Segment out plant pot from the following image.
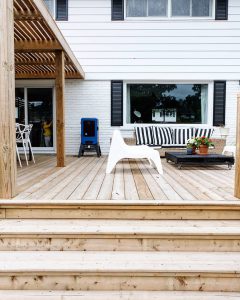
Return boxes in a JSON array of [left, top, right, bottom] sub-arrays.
[[199, 144, 209, 155], [192, 146, 197, 155], [187, 148, 193, 155]]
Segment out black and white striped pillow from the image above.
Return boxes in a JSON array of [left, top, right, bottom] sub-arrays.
[[173, 128, 195, 146], [195, 128, 214, 138], [135, 127, 154, 145], [152, 127, 173, 146]]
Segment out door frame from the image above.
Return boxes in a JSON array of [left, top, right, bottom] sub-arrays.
[[15, 80, 56, 153]]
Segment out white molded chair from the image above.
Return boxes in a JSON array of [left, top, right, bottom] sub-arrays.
[[222, 145, 236, 157], [16, 123, 35, 166], [106, 130, 163, 174]]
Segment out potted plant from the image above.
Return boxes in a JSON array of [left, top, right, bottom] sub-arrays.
[[186, 138, 198, 155], [195, 136, 214, 155]]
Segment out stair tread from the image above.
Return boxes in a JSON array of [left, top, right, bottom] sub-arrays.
[[1, 219, 240, 235], [0, 291, 240, 299], [1, 199, 240, 206], [0, 251, 240, 273]]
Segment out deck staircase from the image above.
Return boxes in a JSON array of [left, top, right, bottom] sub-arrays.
[[0, 200, 240, 299]]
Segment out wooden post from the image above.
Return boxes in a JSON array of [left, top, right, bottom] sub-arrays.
[[234, 94, 240, 198], [55, 50, 65, 167], [0, 0, 17, 198]]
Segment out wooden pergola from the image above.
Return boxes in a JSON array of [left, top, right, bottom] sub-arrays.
[[0, 0, 84, 198]]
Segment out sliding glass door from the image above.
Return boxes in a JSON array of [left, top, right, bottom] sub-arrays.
[[15, 87, 54, 150]]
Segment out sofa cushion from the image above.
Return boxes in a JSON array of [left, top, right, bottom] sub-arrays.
[[152, 126, 173, 146], [195, 128, 214, 138], [135, 126, 154, 145], [172, 128, 195, 146]]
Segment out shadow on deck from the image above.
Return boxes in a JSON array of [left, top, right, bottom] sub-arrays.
[[15, 155, 236, 201]]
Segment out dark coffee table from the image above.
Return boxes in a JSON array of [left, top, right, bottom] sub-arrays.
[[165, 152, 234, 170]]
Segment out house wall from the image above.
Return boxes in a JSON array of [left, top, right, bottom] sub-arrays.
[[58, 0, 240, 81], [65, 80, 239, 155], [57, 0, 240, 154]]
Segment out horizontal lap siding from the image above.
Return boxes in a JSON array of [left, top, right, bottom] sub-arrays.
[[56, 0, 240, 80]]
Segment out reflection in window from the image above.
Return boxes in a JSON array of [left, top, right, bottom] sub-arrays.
[[126, 0, 212, 18], [28, 88, 53, 148], [172, 0, 212, 17], [127, 0, 168, 17], [127, 84, 208, 124], [44, 0, 55, 16], [172, 0, 190, 16], [15, 88, 25, 124]]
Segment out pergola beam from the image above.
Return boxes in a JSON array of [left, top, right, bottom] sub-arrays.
[[16, 61, 72, 66], [15, 72, 82, 79], [32, 0, 84, 79], [15, 41, 62, 52], [0, 0, 17, 199]]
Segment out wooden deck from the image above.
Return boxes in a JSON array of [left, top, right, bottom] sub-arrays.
[[15, 155, 236, 201]]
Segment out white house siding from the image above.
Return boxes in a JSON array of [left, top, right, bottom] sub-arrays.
[[56, 0, 240, 154], [64, 79, 240, 155], [225, 81, 240, 146], [65, 80, 112, 155], [58, 0, 240, 81]]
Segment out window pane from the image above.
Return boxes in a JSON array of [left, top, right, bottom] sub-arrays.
[[27, 88, 53, 148], [192, 0, 212, 16], [127, 0, 147, 17], [15, 88, 25, 124], [172, 0, 190, 16], [127, 84, 208, 124], [43, 0, 54, 16], [148, 0, 168, 16]]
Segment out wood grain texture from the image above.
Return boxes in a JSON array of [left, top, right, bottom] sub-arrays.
[[234, 95, 240, 199], [0, 252, 239, 291], [0, 0, 17, 199], [55, 50, 65, 168], [0, 291, 240, 300], [12, 155, 237, 201]]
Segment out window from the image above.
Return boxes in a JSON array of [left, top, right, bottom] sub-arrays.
[[127, 0, 168, 17], [126, 84, 208, 124], [15, 87, 54, 149], [126, 0, 213, 18], [172, 0, 212, 17], [43, 0, 68, 21]]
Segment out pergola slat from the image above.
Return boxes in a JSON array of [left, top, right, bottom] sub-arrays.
[[14, 0, 84, 79]]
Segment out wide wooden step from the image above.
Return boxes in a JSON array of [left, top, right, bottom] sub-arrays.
[[1, 219, 240, 251], [0, 251, 240, 291], [1, 200, 240, 220], [1, 291, 240, 300]]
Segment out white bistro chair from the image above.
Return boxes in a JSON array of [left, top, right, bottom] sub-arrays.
[[16, 123, 35, 166], [106, 130, 163, 175], [222, 145, 236, 157]]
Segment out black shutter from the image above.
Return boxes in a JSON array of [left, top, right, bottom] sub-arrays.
[[111, 81, 123, 126], [213, 81, 226, 126], [56, 0, 68, 21], [112, 0, 124, 21], [215, 0, 228, 20]]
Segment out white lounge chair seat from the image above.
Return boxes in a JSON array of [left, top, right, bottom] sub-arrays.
[[222, 145, 236, 157], [106, 130, 163, 175]]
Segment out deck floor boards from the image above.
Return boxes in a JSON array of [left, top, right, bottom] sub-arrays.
[[15, 155, 236, 201]]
